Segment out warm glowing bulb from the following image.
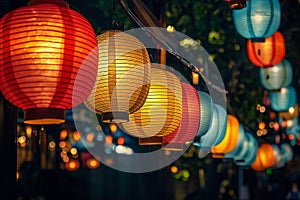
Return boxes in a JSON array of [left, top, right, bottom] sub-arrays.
[[48, 141, 56, 150], [110, 124, 118, 134], [25, 126, 32, 138], [86, 133, 95, 142], [72, 131, 81, 141], [117, 137, 125, 145], [289, 107, 295, 114], [18, 136, 26, 144], [167, 25, 175, 32], [191, 71, 199, 85], [170, 166, 178, 174], [105, 135, 113, 145], [70, 148, 77, 155], [258, 121, 266, 130], [60, 129, 68, 140]]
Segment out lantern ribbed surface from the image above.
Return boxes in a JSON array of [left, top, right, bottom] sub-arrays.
[[196, 91, 213, 137], [0, 1, 98, 124], [84, 30, 151, 123], [281, 143, 293, 163], [121, 67, 182, 139], [225, 124, 245, 159], [251, 143, 275, 171], [194, 104, 227, 153], [163, 82, 200, 148], [211, 114, 239, 154], [269, 86, 297, 112], [233, 0, 281, 41], [235, 132, 258, 166], [271, 144, 283, 168], [247, 31, 285, 67], [259, 59, 293, 90]]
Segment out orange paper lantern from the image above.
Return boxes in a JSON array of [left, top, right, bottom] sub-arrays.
[[0, 0, 98, 124], [247, 31, 285, 67], [251, 143, 275, 171], [211, 114, 239, 155]]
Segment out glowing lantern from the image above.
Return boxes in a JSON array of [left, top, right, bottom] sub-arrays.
[[250, 143, 275, 171], [225, 0, 248, 9], [120, 66, 182, 145], [259, 59, 293, 90], [247, 31, 285, 67], [196, 91, 213, 137], [194, 104, 227, 158], [269, 86, 297, 112], [280, 143, 293, 163], [232, 0, 281, 41], [211, 114, 239, 156], [162, 82, 200, 151], [84, 30, 151, 123], [272, 144, 283, 168], [224, 124, 246, 159], [0, 0, 98, 124]]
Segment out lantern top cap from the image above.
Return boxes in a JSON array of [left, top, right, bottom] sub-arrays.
[[28, 0, 69, 8]]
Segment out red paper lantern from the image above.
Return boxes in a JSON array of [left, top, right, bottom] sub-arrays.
[[0, 0, 98, 124], [162, 82, 200, 150], [247, 31, 285, 67]]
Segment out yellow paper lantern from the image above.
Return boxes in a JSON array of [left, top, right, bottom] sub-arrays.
[[84, 30, 151, 123], [211, 114, 239, 155], [120, 66, 182, 145]]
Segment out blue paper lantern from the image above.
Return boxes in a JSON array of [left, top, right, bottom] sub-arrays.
[[194, 104, 227, 158], [259, 59, 293, 90], [196, 91, 213, 137], [269, 86, 297, 111], [232, 0, 281, 41], [236, 132, 258, 166]]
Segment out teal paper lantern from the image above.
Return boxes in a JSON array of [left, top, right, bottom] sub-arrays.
[[280, 143, 293, 164], [196, 91, 213, 137], [194, 104, 227, 158], [236, 132, 258, 166], [232, 0, 281, 41], [269, 86, 297, 111], [259, 59, 293, 90], [272, 144, 284, 168]]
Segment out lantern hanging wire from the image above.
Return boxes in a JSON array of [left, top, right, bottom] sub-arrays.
[[118, 0, 228, 95]]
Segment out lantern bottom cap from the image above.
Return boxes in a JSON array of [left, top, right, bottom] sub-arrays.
[[101, 112, 129, 123], [24, 108, 66, 125], [139, 136, 163, 145], [162, 143, 184, 151]]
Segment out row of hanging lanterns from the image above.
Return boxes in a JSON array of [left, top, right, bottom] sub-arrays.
[[228, 0, 297, 171], [0, 0, 296, 173]]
